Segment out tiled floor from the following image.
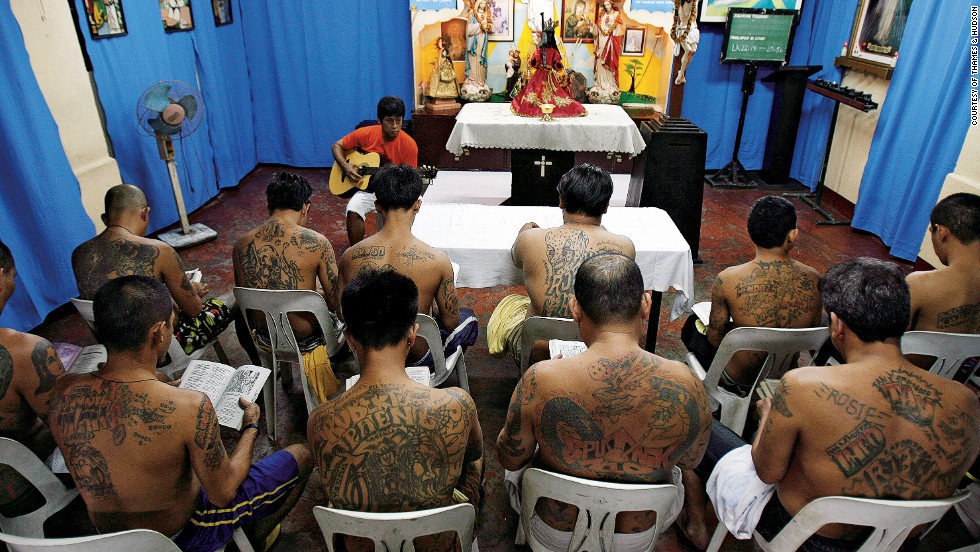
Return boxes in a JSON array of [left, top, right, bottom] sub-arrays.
[[35, 165, 970, 551]]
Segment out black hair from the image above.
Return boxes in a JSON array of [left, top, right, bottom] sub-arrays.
[[374, 165, 423, 211], [94, 275, 174, 352], [557, 164, 613, 218], [574, 253, 644, 325], [266, 171, 313, 214], [819, 257, 910, 343], [0, 240, 13, 272], [931, 192, 980, 244], [342, 268, 419, 350], [747, 196, 797, 249], [377, 96, 406, 121], [104, 184, 147, 220]]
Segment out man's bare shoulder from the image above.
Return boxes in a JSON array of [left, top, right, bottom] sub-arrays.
[[0, 327, 41, 355], [395, 239, 451, 269]]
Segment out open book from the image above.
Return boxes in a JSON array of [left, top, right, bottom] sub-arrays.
[[345, 366, 431, 390], [185, 269, 203, 283], [54, 342, 106, 374], [548, 339, 587, 359], [179, 360, 270, 430], [756, 378, 781, 400]]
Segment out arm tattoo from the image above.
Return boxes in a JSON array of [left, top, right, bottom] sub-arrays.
[[194, 396, 226, 470], [770, 379, 793, 418], [440, 278, 460, 320], [31, 341, 61, 396], [500, 371, 536, 459], [0, 346, 13, 399]]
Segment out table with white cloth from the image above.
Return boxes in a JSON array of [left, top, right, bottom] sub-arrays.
[[446, 104, 646, 206], [413, 203, 695, 352]]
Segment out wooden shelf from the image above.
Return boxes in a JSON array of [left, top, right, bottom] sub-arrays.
[[834, 56, 893, 80]]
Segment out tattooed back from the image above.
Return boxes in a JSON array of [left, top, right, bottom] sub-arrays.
[[514, 225, 635, 318], [758, 361, 980, 539], [906, 266, 980, 334], [48, 374, 207, 537], [501, 347, 711, 533], [0, 329, 65, 506]]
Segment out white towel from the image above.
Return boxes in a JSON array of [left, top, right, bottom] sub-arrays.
[[706, 444, 776, 539]]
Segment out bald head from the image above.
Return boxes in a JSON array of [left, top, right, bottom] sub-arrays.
[[104, 184, 148, 222]]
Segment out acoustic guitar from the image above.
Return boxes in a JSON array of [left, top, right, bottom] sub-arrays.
[[329, 151, 438, 196]]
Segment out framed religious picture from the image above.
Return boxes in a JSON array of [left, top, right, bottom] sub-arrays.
[[211, 0, 232, 26], [161, 0, 194, 32], [561, 0, 596, 43], [441, 18, 468, 61], [488, 0, 514, 42], [847, 0, 911, 67], [85, 0, 128, 39], [622, 26, 645, 55], [700, 0, 804, 23]]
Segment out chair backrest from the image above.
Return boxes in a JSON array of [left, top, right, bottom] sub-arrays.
[[313, 503, 475, 552], [520, 468, 677, 552], [415, 313, 460, 388], [0, 439, 80, 538], [693, 326, 829, 436], [520, 316, 581, 375], [70, 298, 201, 378], [755, 494, 970, 552], [0, 528, 180, 551], [900, 331, 980, 380]]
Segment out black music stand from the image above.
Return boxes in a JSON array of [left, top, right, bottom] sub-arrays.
[[707, 62, 758, 188]]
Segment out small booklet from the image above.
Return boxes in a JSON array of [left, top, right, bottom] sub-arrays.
[[755, 378, 781, 400], [692, 302, 712, 326], [548, 339, 587, 359], [185, 269, 203, 284], [178, 360, 270, 430], [53, 342, 106, 374], [345, 366, 431, 390]]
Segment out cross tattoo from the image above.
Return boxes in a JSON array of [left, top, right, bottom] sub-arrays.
[[533, 155, 553, 178]]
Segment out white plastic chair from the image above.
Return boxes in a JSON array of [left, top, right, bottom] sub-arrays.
[[900, 331, 980, 380], [69, 298, 228, 378], [520, 468, 678, 552], [0, 438, 79, 538], [313, 503, 475, 552], [707, 493, 970, 552], [687, 326, 829, 437], [415, 313, 470, 392], [233, 288, 345, 439], [520, 316, 581, 375], [0, 527, 251, 552]]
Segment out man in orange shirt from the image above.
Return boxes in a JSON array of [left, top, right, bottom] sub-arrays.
[[332, 96, 419, 246]]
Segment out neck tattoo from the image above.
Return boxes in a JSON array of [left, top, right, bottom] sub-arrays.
[[92, 372, 157, 384]]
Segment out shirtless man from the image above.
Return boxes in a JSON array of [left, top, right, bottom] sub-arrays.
[[332, 96, 418, 246], [72, 184, 232, 355], [0, 240, 66, 518], [338, 164, 475, 365], [488, 164, 635, 366], [682, 258, 980, 550], [907, 192, 979, 334], [49, 276, 312, 552], [233, 171, 341, 344], [682, 195, 822, 395], [307, 269, 483, 551], [497, 254, 711, 551]]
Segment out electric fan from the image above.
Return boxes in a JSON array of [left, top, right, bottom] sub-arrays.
[[136, 80, 216, 248]]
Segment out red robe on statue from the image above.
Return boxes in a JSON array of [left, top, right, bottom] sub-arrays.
[[510, 47, 587, 118]]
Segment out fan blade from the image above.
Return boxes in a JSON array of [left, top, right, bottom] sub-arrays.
[[148, 116, 181, 136], [176, 95, 198, 121], [144, 85, 172, 112]]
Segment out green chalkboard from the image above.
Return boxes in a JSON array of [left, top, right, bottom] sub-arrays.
[[721, 9, 797, 64]]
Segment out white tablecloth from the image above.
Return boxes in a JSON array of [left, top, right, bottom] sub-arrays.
[[413, 204, 694, 319], [445, 103, 646, 157]]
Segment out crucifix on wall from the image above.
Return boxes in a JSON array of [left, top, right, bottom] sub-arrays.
[[534, 155, 553, 178]]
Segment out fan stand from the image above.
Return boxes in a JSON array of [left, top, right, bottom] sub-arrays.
[[154, 134, 217, 249]]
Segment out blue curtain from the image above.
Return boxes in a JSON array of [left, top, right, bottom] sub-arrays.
[[0, 2, 96, 331], [680, 0, 850, 183], [73, 0, 255, 233], [851, 0, 971, 262], [240, 2, 415, 166]]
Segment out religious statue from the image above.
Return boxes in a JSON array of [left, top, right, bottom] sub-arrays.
[[587, 0, 625, 104], [511, 20, 587, 118], [671, 0, 700, 85], [461, 0, 493, 102], [425, 39, 462, 114], [505, 49, 523, 97]]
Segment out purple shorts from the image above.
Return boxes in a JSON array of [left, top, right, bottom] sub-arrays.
[[172, 450, 299, 552]]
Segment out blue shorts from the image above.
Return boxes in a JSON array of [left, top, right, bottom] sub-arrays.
[[173, 450, 299, 552]]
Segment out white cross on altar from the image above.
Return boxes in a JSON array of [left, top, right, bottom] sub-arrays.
[[533, 155, 552, 178]]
